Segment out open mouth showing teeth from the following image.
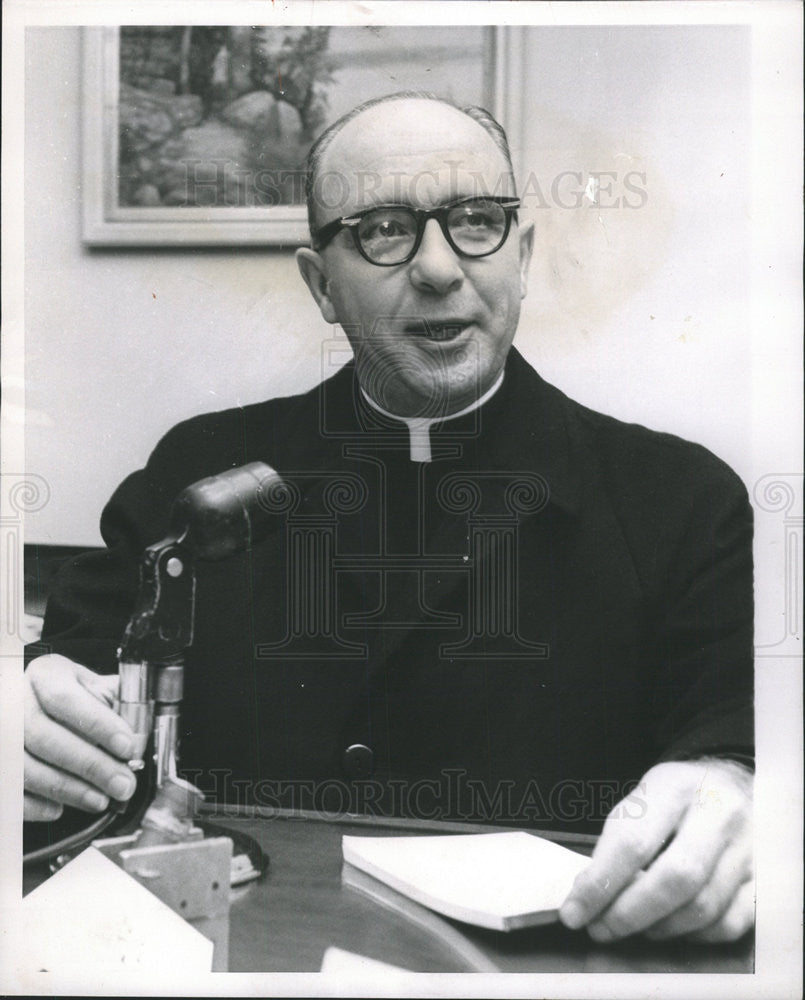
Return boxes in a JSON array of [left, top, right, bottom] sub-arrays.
[[405, 321, 468, 341]]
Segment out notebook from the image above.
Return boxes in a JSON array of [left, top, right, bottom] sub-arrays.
[[342, 830, 591, 932]]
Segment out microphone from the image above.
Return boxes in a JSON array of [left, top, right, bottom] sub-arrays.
[[118, 461, 284, 776], [170, 461, 284, 560]]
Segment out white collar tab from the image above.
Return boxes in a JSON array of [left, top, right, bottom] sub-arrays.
[[360, 371, 505, 463]]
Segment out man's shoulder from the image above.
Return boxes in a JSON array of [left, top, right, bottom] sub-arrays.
[[568, 401, 749, 537], [511, 351, 748, 508], [155, 382, 312, 443], [570, 394, 742, 490], [146, 364, 351, 480]]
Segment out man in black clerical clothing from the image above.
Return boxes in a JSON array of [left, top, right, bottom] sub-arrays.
[[24, 94, 754, 945]]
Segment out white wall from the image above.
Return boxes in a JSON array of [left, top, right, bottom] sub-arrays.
[[515, 26, 752, 469], [24, 25, 755, 545]]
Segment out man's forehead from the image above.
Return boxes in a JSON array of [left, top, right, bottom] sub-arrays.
[[335, 100, 486, 148], [316, 99, 512, 210]]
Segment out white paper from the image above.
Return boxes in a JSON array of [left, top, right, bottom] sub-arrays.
[[320, 946, 413, 977], [10, 847, 213, 978], [342, 831, 590, 931]]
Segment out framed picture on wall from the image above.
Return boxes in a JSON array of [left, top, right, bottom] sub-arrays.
[[81, 25, 525, 247]]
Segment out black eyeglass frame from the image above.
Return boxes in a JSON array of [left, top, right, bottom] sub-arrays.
[[310, 196, 521, 266]]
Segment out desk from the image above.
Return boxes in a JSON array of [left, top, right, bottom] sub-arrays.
[[195, 807, 753, 974]]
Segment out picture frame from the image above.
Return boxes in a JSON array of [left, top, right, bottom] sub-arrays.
[[81, 25, 526, 247]]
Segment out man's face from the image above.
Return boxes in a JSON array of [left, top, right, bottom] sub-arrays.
[[297, 100, 534, 418]]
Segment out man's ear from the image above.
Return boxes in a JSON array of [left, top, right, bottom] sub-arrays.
[[517, 221, 535, 299], [296, 248, 338, 324]]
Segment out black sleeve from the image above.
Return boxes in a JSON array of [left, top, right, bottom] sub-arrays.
[[651, 459, 754, 768], [26, 470, 172, 672]]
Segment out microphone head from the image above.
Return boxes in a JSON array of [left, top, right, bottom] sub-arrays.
[[169, 462, 284, 560]]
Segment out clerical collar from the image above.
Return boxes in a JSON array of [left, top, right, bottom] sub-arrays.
[[360, 371, 505, 462]]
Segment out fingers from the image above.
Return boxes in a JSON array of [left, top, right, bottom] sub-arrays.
[[25, 705, 138, 806], [24, 655, 138, 815], [585, 775, 750, 940], [559, 775, 684, 930], [686, 878, 756, 943], [643, 840, 753, 940], [24, 792, 64, 822], [27, 656, 131, 758], [77, 667, 120, 709], [559, 760, 754, 943], [24, 750, 113, 813]]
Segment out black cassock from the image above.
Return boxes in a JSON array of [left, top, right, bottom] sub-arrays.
[[29, 348, 753, 832]]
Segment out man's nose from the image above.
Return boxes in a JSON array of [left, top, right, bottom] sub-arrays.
[[408, 219, 464, 294]]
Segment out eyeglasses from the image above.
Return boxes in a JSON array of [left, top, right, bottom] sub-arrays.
[[310, 196, 521, 266]]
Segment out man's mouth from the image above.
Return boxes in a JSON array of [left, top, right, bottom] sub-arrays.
[[403, 320, 470, 342]]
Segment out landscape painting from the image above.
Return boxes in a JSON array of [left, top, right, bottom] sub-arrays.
[[83, 25, 506, 245]]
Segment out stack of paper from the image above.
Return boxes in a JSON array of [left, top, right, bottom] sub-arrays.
[[342, 831, 591, 932]]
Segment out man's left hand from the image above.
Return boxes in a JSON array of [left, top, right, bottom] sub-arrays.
[[559, 758, 754, 942]]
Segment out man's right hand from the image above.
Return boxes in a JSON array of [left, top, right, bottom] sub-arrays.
[[24, 654, 138, 821]]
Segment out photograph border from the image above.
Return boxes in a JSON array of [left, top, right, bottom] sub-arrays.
[[2, 2, 802, 998]]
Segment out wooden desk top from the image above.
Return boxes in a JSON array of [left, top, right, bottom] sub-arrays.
[[200, 807, 753, 974]]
